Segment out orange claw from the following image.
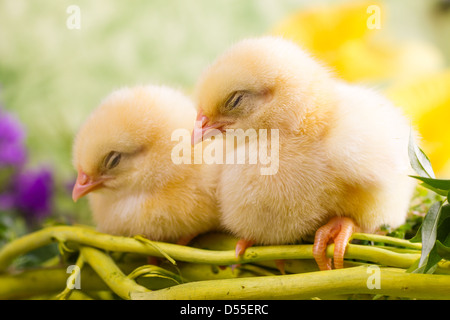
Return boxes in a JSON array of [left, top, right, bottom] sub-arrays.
[[235, 239, 255, 257], [275, 259, 286, 275], [176, 234, 197, 246], [147, 256, 159, 266], [313, 216, 358, 271]]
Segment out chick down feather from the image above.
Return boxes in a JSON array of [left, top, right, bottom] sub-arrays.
[[194, 36, 416, 245], [73, 85, 220, 243]]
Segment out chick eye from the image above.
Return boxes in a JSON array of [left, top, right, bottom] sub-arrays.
[[104, 151, 122, 170], [227, 92, 244, 110]]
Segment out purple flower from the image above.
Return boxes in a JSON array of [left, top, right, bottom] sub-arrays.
[[0, 110, 27, 168], [13, 168, 54, 221], [0, 192, 15, 210]]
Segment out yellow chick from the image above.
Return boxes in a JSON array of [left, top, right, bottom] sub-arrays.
[[72, 85, 220, 244], [192, 37, 415, 270]]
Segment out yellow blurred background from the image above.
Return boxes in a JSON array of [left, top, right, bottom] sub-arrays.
[[0, 0, 449, 200], [271, 0, 450, 178]]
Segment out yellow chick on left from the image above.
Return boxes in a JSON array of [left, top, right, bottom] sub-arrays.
[[72, 85, 220, 244]]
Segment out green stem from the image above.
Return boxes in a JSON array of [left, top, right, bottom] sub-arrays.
[[255, 259, 365, 274], [372, 246, 421, 254], [127, 264, 186, 285], [0, 261, 253, 299], [79, 246, 150, 300], [238, 264, 277, 276], [63, 290, 95, 300], [131, 266, 450, 300], [437, 261, 450, 275], [344, 244, 418, 268], [56, 253, 84, 300], [0, 265, 109, 299], [0, 226, 420, 272], [351, 233, 422, 250], [166, 262, 259, 282]]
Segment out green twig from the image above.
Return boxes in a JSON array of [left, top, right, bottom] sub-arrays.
[[0, 225, 448, 300], [0, 265, 110, 299], [0, 226, 421, 272], [0, 261, 245, 299], [133, 235, 176, 265], [79, 246, 150, 300], [55, 253, 84, 300], [131, 266, 450, 300], [351, 233, 422, 250], [127, 264, 185, 285]]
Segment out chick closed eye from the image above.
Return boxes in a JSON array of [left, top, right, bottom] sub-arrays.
[[103, 151, 122, 170], [221, 90, 269, 119], [72, 85, 220, 245], [225, 91, 246, 110], [194, 36, 415, 272]]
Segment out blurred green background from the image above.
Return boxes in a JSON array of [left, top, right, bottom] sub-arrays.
[[0, 0, 449, 225]]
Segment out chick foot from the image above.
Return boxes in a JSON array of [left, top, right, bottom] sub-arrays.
[[275, 259, 286, 275], [224, 239, 254, 272], [312, 216, 358, 271], [147, 256, 160, 266], [235, 239, 255, 257], [176, 234, 197, 246]]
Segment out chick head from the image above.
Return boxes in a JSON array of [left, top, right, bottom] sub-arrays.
[[192, 36, 332, 144], [72, 85, 196, 202]]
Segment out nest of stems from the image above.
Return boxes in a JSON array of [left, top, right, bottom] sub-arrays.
[[0, 225, 449, 300]]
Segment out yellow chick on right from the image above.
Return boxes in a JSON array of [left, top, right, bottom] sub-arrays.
[[192, 37, 416, 270]]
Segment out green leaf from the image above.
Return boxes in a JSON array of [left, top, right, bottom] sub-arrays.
[[435, 211, 450, 260], [423, 247, 441, 274], [409, 251, 439, 274], [436, 240, 450, 260], [410, 204, 450, 273], [408, 130, 435, 179], [436, 204, 450, 245], [409, 226, 422, 243], [417, 201, 442, 268], [438, 204, 450, 228], [420, 183, 449, 197], [406, 257, 420, 272], [410, 176, 450, 192]]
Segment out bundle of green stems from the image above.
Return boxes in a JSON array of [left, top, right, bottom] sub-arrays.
[[0, 225, 449, 300]]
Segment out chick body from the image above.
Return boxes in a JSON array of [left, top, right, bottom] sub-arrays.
[[194, 37, 415, 247], [218, 81, 414, 245], [73, 85, 219, 242]]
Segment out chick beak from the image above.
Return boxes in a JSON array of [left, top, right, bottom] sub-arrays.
[[72, 171, 106, 202], [191, 109, 226, 145]]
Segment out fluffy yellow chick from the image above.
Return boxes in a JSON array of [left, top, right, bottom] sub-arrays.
[[192, 36, 415, 270], [72, 85, 220, 244]]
